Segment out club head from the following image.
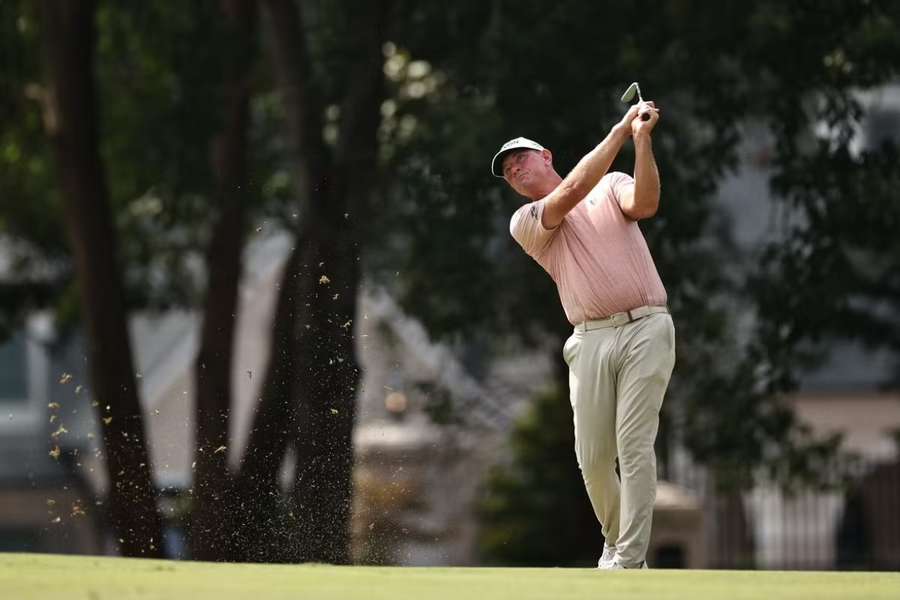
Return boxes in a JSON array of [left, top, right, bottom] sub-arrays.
[[620, 82, 640, 104]]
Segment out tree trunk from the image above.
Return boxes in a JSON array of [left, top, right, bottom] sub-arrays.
[[290, 0, 389, 564], [260, 0, 390, 563], [231, 242, 303, 562], [228, 0, 329, 562], [289, 232, 361, 563], [40, 0, 163, 557], [259, 0, 324, 198], [190, 0, 258, 561]]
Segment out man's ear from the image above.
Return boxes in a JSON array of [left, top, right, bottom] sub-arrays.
[[542, 148, 553, 166]]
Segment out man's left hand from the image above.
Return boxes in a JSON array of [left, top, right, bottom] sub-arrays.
[[631, 101, 660, 137]]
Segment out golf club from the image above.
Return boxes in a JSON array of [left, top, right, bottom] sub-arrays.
[[620, 81, 651, 121]]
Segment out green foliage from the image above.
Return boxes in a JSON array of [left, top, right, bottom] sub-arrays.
[[478, 385, 601, 566], [1, 0, 898, 504], [684, 1, 900, 482], [374, 0, 750, 347], [93, 1, 254, 309], [375, 0, 900, 489], [0, 1, 68, 338], [0, 1, 283, 327]]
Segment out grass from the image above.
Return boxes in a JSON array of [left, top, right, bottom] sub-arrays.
[[1, 552, 898, 600]]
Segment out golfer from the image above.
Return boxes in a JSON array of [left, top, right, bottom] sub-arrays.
[[492, 100, 674, 569]]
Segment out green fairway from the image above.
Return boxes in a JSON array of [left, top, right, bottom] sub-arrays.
[[1, 553, 898, 600]]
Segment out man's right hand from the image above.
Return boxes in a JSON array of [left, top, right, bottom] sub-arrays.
[[616, 104, 642, 136]]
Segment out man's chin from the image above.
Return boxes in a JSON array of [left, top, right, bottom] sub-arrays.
[[521, 186, 541, 200], [509, 181, 538, 200]]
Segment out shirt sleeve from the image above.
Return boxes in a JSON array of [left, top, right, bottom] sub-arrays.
[[509, 200, 558, 258], [606, 171, 636, 211]]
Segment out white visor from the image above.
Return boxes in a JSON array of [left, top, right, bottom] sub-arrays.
[[491, 137, 545, 178]]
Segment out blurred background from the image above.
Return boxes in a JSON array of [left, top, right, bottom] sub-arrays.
[[1, 0, 899, 570]]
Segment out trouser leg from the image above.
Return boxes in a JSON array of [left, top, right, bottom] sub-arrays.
[[613, 314, 676, 567], [565, 329, 620, 545]]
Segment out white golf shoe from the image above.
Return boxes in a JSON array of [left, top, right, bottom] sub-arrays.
[[597, 544, 617, 569], [608, 559, 648, 570]]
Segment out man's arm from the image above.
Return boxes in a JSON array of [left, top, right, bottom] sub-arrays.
[[541, 105, 639, 229], [619, 103, 661, 220]]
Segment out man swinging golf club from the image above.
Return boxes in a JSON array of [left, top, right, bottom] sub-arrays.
[[492, 85, 674, 570]]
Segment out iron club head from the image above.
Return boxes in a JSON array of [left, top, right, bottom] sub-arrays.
[[621, 82, 650, 121], [620, 81, 643, 104]]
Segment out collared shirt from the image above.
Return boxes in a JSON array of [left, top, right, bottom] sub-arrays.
[[509, 171, 667, 325]]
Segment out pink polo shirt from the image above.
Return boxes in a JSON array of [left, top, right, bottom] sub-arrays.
[[509, 171, 667, 325]]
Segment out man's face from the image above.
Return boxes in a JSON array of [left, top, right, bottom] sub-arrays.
[[502, 149, 550, 199]]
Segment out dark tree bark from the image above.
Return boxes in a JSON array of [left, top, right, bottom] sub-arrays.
[[231, 242, 303, 562], [290, 1, 389, 564], [40, 0, 163, 557], [260, 0, 325, 194], [190, 0, 258, 561], [258, 0, 390, 563]]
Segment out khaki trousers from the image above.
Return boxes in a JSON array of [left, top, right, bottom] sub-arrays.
[[563, 311, 676, 567]]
